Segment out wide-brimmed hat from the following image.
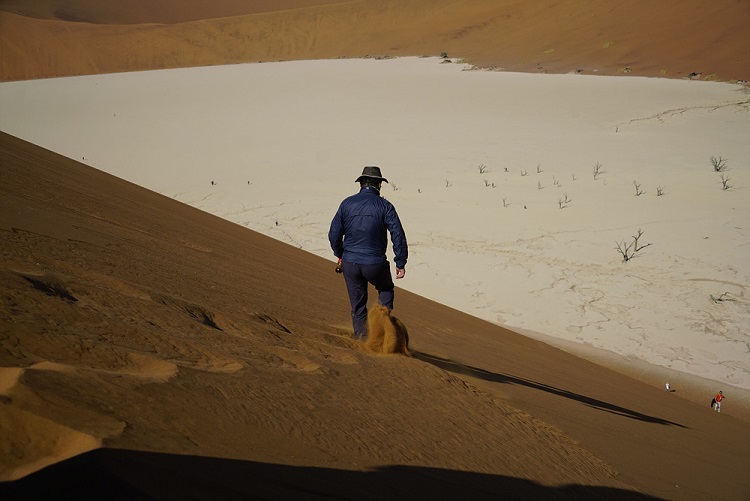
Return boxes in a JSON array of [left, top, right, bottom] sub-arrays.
[[355, 166, 388, 184]]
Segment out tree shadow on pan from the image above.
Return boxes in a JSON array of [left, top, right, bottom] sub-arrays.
[[0, 448, 662, 500], [412, 351, 687, 428]]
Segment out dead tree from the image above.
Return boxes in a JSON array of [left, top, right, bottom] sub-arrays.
[[615, 228, 652, 262]]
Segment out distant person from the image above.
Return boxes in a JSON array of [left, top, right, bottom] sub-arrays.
[[328, 166, 408, 340], [665, 382, 670, 392], [714, 391, 725, 412]]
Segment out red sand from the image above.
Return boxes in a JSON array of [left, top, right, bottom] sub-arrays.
[[1, 0, 749, 82]]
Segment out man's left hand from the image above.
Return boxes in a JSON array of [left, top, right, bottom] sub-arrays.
[[396, 268, 405, 279]]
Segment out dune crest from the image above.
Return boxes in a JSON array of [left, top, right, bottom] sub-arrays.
[[0, 0, 356, 24], [0, 407, 102, 482], [1, 0, 748, 81], [0, 367, 23, 395]]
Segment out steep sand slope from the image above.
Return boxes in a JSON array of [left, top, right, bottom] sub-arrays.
[[2, 132, 750, 498], [0, 131, 640, 497], [2, 0, 748, 81]]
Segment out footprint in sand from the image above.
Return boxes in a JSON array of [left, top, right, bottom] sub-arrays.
[[265, 346, 322, 372], [17, 266, 151, 302], [180, 239, 214, 253], [181, 352, 244, 373], [322, 349, 359, 365], [98, 353, 179, 381], [17, 353, 180, 383]]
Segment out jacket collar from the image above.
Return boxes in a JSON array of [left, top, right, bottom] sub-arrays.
[[359, 185, 380, 195]]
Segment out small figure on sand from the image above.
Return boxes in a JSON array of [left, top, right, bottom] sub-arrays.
[[665, 382, 670, 392], [712, 391, 725, 412]]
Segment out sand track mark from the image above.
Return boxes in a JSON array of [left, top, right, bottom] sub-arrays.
[[31, 354, 179, 383], [11, 264, 151, 306], [150, 295, 258, 372], [179, 239, 213, 253], [153, 336, 244, 374], [265, 346, 322, 373], [614, 98, 750, 130], [156, 294, 272, 341], [253, 313, 292, 334], [321, 348, 358, 365], [157, 295, 229, 332], [16, 353, 179, 383], [55, 261, 152, 301], [177, 354, 244, 374], [306, 332, 362, 362]]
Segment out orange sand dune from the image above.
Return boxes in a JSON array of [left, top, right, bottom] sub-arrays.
[[0, 0, 356, 24], [2, 131, 750, 498], [1, 0, 749, 81]]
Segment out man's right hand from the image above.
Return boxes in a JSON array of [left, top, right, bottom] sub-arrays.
[[396, 268, 405, 279]]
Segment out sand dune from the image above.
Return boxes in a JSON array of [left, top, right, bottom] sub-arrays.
[[2, 131, 750, 497], [2, 1, 750, 498], [0, 132, 642, 496], [0, 0, 356, 24], [2, 0, 749, 81], [0, 406, 102, 482]]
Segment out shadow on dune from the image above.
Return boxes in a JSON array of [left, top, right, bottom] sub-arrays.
[[413, 352, 687, 428], [0, 448, 661, 500]]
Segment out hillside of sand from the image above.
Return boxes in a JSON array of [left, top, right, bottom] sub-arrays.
[[0, 132, 635, 497], [2, 1, 750, 499], [1, 0, 749, 82], [2, 130, 750, 498]]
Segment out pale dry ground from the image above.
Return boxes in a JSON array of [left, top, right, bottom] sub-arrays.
[[2, 131, 750, 499], [1, 0, 749, 82]]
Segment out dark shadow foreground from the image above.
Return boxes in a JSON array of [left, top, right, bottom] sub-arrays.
[[0, 448, 662, 500]]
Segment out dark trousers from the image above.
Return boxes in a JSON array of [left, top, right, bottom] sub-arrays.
[[341, 261, 395, 339]]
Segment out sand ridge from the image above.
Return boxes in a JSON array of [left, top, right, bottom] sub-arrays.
[[0, 406, 103, 482], [0, 0, 357, 24], [1, 0, 749, 81]]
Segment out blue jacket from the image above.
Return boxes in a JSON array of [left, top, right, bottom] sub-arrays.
[[328, 186, 408, 269]]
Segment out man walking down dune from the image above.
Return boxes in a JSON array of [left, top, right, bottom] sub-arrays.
[[328, 166, 408, 340]]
